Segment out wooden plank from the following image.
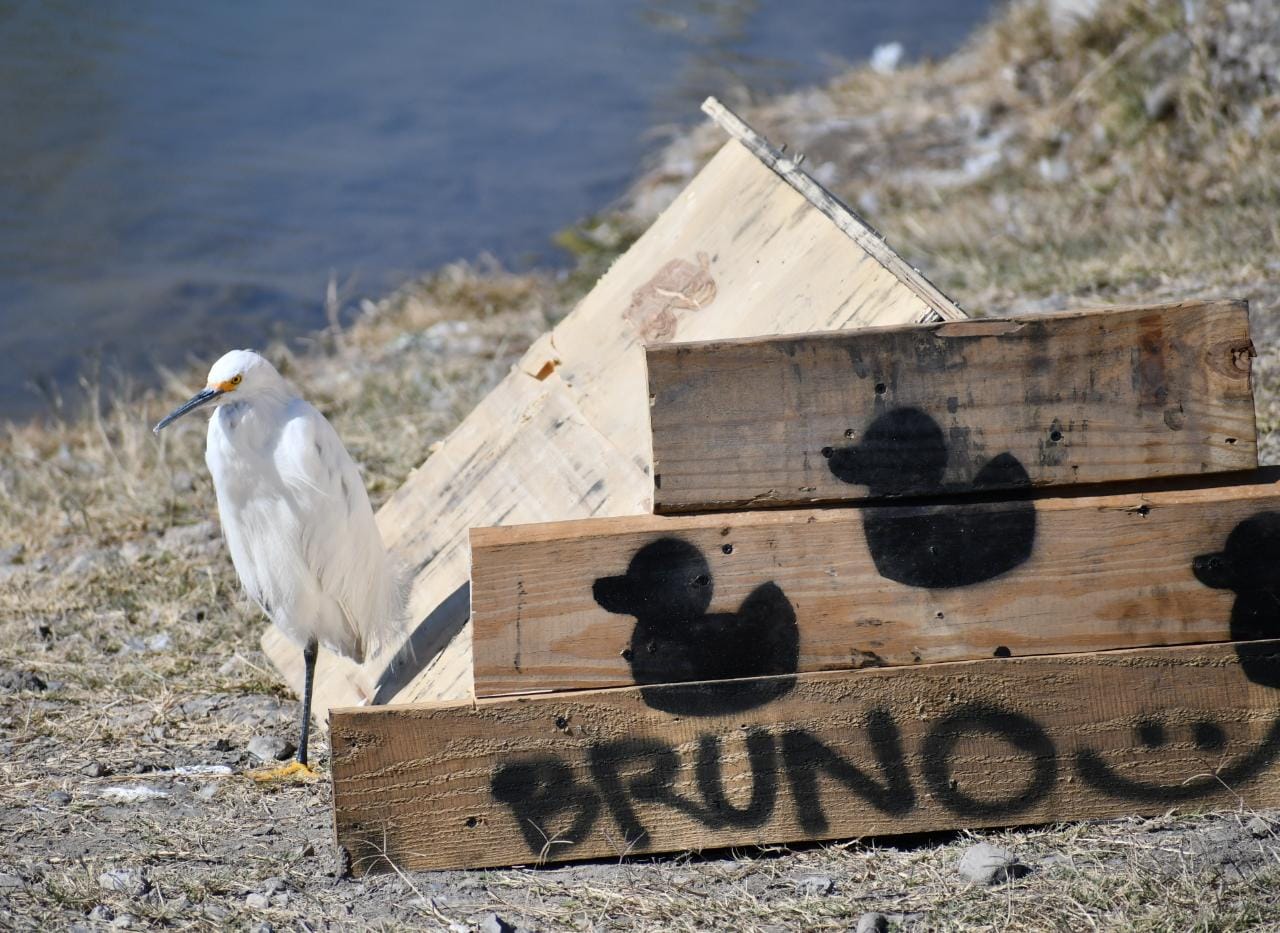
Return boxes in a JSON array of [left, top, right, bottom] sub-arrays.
[[331, 640, 1280, 872], [264, 101, 965, 711], [470, 470, 1280, 696], [647, 300, 1257, 513]]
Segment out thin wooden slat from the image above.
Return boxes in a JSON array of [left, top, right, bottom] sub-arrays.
[[331, 640, 1280, 873], [470, 470, 1280, 696], [647, 300, 1257, 513], [264, 102, 965, 711]]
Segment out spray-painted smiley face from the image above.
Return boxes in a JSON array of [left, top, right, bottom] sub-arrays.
[[1077, 513, 1280, 800], [1075, 713, 1280, 801]]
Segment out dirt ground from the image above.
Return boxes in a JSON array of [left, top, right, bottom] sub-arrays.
[[6, 0, 1280, 929]]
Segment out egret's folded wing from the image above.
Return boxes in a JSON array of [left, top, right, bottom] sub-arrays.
[[274, 400, 404, 655]]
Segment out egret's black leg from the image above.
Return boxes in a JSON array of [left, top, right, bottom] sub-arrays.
[[297, 638, 319, 767]]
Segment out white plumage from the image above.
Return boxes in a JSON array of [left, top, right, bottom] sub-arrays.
[[155, 349, 405, 773]]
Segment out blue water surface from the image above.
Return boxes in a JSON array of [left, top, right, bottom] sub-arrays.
[[0, 0, 994, 417]]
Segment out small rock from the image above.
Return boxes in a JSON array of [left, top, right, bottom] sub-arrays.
[[1247, 815, 1274, 838], [869, 41, 904, 75], [244, 892, 270, 909], [260, 876, 288, 895], [271, 893, 289, 908], [160, 521, 218, 555], [196, 783, 220, 801], [146, 633, 172, 652], [0, 669, 47, 693], [100, 785, 169, 803], [119, 541, 146, 565], [481, 913, 517, 933], [247, 735, 296, 762], [448, 924, 469, 933], [957, 842, 1029, 885], [1144, 77, 1179, 121], [1040, 852, 1072, 870], [88, 905, 115, 922], [111, 915, 135, 929], [97, 868, 149, 897], [250, 923, 273, 933], [203, 903, 230, 921], [1037, 156, 1071, 184], [66, 548, 116, 576], [83, 761, 110, 778], [795, 874, 835, 897], [855, 912, 889, 933], [121, 636, 149, 654], [0, 872, 23, 889], [210, 737, 234, 752], [48, 790, 72, 805]]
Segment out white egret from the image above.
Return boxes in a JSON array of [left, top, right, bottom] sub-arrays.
[[154, 349, 405, 780]]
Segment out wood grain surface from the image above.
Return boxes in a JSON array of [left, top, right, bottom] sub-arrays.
[[470, 470, 1280, 696], [647, 300, 1257, 513], [332, 640, 1280, 872]]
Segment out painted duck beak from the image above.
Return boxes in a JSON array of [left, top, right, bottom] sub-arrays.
[[592, 575, 635, 614], [153, 386, 223, 434]]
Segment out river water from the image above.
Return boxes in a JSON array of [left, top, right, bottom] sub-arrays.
[[1, 0, 993, 418]]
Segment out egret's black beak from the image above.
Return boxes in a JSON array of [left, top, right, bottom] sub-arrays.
[[153, 387, 223, 434]]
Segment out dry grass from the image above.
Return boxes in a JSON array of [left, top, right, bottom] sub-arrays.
[[4, 0, 1280, 929]]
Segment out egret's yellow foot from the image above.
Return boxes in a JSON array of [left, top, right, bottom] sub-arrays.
[[248, 760, 322, 783]]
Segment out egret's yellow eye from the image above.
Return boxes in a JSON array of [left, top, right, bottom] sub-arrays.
[[230, 374, 242, 386]]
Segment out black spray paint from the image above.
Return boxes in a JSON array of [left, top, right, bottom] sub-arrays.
[[488, 659, 1280, 856], [593, 537, 799, 714], [1193, 512, 1280, 687], [826, 408, 1036, 588]]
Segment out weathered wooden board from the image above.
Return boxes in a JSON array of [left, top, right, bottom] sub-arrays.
[[470, 470, 1280, 696], [263, 98, 964, 712], [331, 640, 1280, 873], [648, 300, 1257, 513]]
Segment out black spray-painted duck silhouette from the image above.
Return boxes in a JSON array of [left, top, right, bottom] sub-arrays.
[[1193, 512, 1280, 688], [826, 407, 1036, 589], [592, 537, 799, 715]]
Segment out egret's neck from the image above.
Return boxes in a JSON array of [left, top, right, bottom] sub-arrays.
[[212, 386, 296, 448]]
